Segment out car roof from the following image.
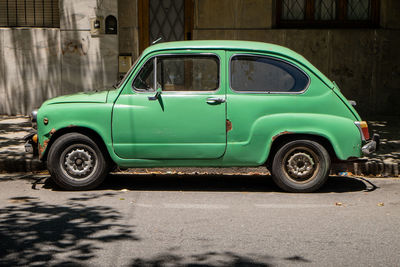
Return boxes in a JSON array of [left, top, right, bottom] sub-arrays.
[[146, 40, 292, 54], [143, 40, 334, 88]]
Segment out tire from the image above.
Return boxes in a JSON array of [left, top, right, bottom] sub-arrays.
[[271, 139, 330, 193], [47, 133, 109, 190]]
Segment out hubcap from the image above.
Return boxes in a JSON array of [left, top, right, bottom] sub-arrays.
[[283, 146, 320, 183], [64, 148, 94, 177], [286, 152, 315, 178]]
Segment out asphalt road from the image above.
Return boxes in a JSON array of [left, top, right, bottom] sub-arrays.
[[0, 173, 399, 266]]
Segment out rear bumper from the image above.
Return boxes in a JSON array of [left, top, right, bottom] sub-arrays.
[[362, 133, 380, 155]]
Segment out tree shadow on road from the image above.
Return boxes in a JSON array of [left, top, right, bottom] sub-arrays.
[[0, 194, 139, 266]]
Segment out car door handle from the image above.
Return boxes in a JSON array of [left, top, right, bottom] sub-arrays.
[[206, 97, 226, 105]]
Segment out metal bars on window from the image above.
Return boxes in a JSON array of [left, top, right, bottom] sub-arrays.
[[0, 0, 59, 27], [315, 0, 337, 21], [347, 0, 371, 20], [149, 0, 185, 44], [282, 0, 305, 20], [277, 0, 379, 28]]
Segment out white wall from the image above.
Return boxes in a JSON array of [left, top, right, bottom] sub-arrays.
[[0, 28, 61, 115], [0, 0, 119, 115], [60, 0, 118, 95]]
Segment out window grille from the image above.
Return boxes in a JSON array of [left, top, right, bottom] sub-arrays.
[[315, 0, 336, 21], [348, 0, 371, 20], [277, 0, 379, 28], [0, 0, 59, 27], [282, 0, 305, 20], [149, 0, 185, 44]]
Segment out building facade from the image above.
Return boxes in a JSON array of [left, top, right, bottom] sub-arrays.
[[0, 0, 399, 117]]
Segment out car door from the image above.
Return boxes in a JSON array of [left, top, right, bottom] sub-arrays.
[[112, 50, 227, 159]]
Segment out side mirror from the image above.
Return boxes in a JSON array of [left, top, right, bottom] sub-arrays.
[[148, 87, 162, 101]]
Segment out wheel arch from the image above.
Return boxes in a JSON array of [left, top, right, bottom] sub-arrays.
[[42, 126, 113, 165], [265, 133, 337, 170]]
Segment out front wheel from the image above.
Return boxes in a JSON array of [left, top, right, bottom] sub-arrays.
[[47, 133, 109, 190], [271, 140, 331, 193]]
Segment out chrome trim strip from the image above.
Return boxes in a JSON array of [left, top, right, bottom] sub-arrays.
[[354, 121, 366, 141]]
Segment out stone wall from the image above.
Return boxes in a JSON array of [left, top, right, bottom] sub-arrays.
[[0, 0, 119, 115], [195, 0, 274, 29]]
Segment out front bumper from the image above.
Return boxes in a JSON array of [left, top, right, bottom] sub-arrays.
[[362, 133, 380, 155], [24, 131, 38, 156]]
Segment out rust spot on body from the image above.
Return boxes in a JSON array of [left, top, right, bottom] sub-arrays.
[[38, 128, 56, 159], [39, 139, 50, 159], [272, 131, 293, 141], [226, 119, 232, 132]]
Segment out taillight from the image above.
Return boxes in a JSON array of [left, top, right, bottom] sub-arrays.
[[355, 121, 370, 140]]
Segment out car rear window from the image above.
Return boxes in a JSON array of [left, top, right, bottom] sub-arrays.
[[230, 55, 309, 93]]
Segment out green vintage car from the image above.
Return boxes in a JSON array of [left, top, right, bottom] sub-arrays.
[[25, 40, 378, 192]]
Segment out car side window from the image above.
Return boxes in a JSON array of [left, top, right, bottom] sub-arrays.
[[230, 55, 309, 93], [133, 58, 155, 91], [157, 55, 219, 91]]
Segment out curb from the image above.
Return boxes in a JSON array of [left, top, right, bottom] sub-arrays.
[[332, 159, 399, 177]]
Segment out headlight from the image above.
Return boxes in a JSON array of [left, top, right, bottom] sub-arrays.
[[30, 109, 38, 129], [31, 109, 38, 123]]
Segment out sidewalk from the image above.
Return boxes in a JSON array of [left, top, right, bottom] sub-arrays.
[[0, 115, 399, 177], [358, 117, 400, 176]]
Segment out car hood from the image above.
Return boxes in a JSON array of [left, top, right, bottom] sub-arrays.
[[43, 90, 109, 105]]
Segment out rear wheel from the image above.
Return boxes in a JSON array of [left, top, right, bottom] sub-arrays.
[[47, 133, 109, 190], [271, 140, 330, 193]]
